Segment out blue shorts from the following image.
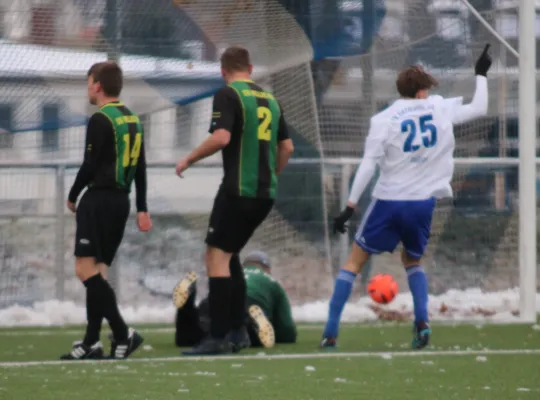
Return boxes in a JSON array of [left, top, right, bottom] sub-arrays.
[[354, 198, 436, 259]]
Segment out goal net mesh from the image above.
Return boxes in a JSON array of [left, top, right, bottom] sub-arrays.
[[0, 0, 535, 324], [322, 1, 530, 319]]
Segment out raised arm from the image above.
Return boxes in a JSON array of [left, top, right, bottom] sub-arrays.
[[450, 76, 488, 125], [451, 44, 492, 125]]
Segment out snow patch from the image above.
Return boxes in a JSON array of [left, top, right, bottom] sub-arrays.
[[293, 288, 540, 323], [0, 288, 538, 326]]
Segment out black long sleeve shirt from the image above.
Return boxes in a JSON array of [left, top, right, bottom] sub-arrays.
[[68, 112, 148, 212]]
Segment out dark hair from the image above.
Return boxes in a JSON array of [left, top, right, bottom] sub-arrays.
[[396, 65, 438, 98], [87, 61, 123, 97], [220, 46, 251, 73]]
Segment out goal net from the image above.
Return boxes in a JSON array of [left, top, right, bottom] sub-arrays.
[[0, 0, 536, 325], [321, 0, 536, 322], [0, 0, 331, 325]]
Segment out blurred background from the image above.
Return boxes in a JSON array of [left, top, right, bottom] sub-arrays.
[[0, 0, 537, 321]]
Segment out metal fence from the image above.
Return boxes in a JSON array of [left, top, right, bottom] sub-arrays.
[[0, 157, 537, 309]]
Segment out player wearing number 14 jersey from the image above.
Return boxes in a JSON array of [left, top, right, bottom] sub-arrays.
[[62, 62, 151, 360], [321, 44, 492, 350], [176, 46, 294, 355]]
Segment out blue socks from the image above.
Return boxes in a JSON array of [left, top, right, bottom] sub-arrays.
[[406, 265, 429, 324], [323, 269, 357, 338], [324, 266, 428, 337]]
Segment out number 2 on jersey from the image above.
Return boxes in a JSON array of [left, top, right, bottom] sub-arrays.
[[122, 133, 142, 167], [257, 106, 272, 141], [401, 114, 437, 153]]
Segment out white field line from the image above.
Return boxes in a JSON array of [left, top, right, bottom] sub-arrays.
[[0, 327, 177, 336], [0, 349, 539, 368], [0, 325, 331, 336], [0, 320, 534, 337]]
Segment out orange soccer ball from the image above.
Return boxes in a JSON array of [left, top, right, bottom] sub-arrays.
[[367, 274, 399, 304]]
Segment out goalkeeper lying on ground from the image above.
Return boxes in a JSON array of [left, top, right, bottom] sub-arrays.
[[173, 251, 297, 349]]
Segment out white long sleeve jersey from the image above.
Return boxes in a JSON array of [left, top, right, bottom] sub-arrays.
[[348, 76, 488, 203]]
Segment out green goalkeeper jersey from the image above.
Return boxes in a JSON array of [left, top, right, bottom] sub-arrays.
[[244, 265, 297, 343]]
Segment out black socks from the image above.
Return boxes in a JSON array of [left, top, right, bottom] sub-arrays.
[[229, 254, 247, 330], [208, 277, 231, 339], [83, 274, 103, 346], [83, 273, 128, 345]]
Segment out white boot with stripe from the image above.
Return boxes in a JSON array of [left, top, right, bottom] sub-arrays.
[[110, 327, 144, 359], [60, 341, 104, 360]]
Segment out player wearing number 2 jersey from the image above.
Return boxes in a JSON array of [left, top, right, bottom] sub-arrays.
[[176, 46, 294, 355], [215, 79, 285, 198], [62, 62, 151, 361], [321, 44, 493, 350]]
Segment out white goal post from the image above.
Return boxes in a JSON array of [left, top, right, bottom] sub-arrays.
[[517, 0, 537, 323], [437, 0, 537, 322]]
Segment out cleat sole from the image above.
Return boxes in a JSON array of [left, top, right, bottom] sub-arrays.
[[249, 305, 275, 349], [172, 272, 197, 309]]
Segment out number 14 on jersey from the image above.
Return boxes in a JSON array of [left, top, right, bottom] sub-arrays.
[[122, 133, 142, 167], [401, 114, 437, 153]]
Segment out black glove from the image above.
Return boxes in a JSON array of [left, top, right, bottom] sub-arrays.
[[475, 44, 492, 77], [333, 206, 355, 234]]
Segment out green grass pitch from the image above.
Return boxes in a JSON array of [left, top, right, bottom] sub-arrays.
[[0, 322, 539, 399]]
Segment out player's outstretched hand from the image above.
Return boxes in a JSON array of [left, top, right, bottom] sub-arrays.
[[333, 206, 355, 235], [137, 212, 152, 232], [475, 44, 492, 77]]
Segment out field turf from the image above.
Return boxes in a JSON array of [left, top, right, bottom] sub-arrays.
[[0, 322, 539, 399]]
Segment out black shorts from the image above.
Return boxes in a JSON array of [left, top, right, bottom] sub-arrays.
[[205, 190, 274, 254], [74, 188, 130, 266]]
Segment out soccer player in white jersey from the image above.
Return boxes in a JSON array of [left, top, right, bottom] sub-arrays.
[[321, 44, 492, 350]]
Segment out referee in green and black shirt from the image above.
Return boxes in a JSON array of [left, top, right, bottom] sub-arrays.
[[176, 46, 294, 355]]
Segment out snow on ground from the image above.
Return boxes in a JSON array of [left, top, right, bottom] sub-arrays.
[[0, 287, 538, 327], [294, 287, 540, 323]]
